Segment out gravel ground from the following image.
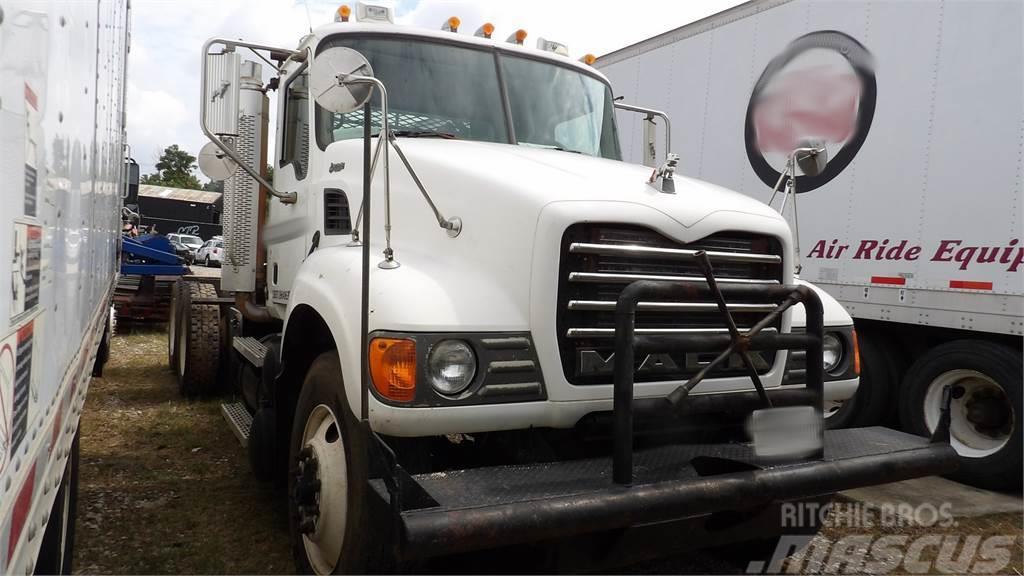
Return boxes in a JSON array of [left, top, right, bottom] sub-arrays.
[[74, 327, 1022, 574]]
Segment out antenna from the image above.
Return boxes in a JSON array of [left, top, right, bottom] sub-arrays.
[[304, 0, 313, 32]]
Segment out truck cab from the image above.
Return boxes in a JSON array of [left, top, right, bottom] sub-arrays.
[[184, 3, 956, 572]]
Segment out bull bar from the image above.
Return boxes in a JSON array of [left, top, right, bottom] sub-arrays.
[[364, 253, 959, 561]]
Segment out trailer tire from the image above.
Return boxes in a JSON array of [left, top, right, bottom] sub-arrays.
[[288, 352, 374, 575], [176, 281, 221, 398], [92, 309, 112, 378], [36, 430, 80, 575], [826, 331, 895, 429], [168, 280, 186, 371], [900, 340, 1022, 490]]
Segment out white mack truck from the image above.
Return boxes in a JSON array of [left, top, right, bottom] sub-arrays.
[[173, 3, 958, 572], [0, 0, 130, 574]]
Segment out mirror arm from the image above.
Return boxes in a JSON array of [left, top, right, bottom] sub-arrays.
[[388, 132, 462, 238], [348, 132, 388, 245], [614, 101, 672, 159], [201, 38, 299, 204]]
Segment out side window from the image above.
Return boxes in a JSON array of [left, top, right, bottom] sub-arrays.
[[280, 66, 310, 180]]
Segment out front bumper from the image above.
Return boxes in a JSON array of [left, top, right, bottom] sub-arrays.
[[373, 426, 957, 559]]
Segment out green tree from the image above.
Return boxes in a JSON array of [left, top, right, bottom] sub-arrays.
[[142, 145, 202, 189]]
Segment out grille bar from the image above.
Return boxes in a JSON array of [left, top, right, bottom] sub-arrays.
[[569, 272, 778, 285], [567, 300, 778, 313], [566, 327, 778, 338], [569, 242, 782, 264]]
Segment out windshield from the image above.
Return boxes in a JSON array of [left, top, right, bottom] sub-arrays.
[[180, 235, 202, 247], [315, 35, 621, 160]]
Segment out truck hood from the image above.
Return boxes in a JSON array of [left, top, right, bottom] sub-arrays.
[[388, 139, 785, 228]]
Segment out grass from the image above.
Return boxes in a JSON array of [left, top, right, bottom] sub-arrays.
[[73, 327, 293, 574]]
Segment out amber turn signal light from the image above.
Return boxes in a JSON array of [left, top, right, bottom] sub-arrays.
[[851, 329, 861, 376], [369, 338, 416, 402]]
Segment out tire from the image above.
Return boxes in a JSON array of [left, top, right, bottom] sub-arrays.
[[91, 309, 112, 378], [899, 340, 1022, 490], [176, 281, 221, 398], [288, 352, 373, 574], [826, 331, 896, 429], [36, 431, 80, 575], [168, 280, 187, 371], [205, 255, 211, 267]]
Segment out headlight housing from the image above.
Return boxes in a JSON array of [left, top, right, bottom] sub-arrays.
[[427, 340, 477, 396], [822, 332, 844, 373]]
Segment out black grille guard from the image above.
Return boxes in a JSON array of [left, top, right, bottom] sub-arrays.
[[365, 252, 959, 561]]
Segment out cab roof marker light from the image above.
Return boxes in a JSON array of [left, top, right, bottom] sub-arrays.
[[507, 29, 527, 45], [335, 4, 351, 22], [536, 37, 569, 57], [580, 53, 597, 65], [442, 16, 460, 32], [355, 0, 394, 23], [474, 22, 495, 39]]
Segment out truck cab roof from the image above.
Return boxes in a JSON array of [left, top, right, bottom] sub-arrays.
[[308, 21, 609, 84]]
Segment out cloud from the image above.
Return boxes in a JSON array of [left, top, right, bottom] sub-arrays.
[[127, 0, 742, 177]]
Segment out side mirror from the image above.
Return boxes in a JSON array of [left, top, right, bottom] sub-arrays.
[[124, 159, 139, 204], [203, 51, 241, 137], [198, 141, 238, 181], [795, 139, 828, 177], [310, 47, 375, 114]]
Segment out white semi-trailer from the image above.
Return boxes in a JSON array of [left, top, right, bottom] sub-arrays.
[[174, 3, 957, 572], [0, 0, 130, 574], [597, 0, 1022, 490]]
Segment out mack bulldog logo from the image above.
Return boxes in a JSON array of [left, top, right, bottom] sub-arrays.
[[745, 30, 876, 192], [578, 349, 771, 377]]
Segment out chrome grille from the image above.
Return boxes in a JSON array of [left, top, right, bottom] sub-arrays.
[[556, 224, 784, 385]]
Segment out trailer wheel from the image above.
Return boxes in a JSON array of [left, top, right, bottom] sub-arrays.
[[900, 340, 1022, 490], [36, 430, 80, 575], [826, 331, 895, 429], [92, 308, 113, 378], [168, 280, 187, 371], [176, 281, 221, 398], [288, 352, 373, 574]]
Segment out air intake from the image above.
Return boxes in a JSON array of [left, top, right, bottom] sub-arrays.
[[323, 189, 352, 235]]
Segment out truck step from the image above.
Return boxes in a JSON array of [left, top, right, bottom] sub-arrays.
[[233, 336, 267, 368], [221, 402, 253, 447]]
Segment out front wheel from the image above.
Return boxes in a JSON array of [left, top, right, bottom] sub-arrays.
[[288, 353, 373, 574], [900, 340, 1021, 490]]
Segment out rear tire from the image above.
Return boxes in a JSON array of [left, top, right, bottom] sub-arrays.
[[288, 352, 374, 574], [36, 431, 80, 575], [176, 281, 221, 397], [900, 340, 1022, 490]]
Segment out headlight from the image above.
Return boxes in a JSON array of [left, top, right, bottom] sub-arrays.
[[427, 340, 477, 395], [823, 333, 843, 372]]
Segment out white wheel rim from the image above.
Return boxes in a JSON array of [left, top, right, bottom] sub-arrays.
[[300, 404, 347, 575], [168, 295, 178, 358], [177, 317, 187, 377], [924, 369, 1013, 458]]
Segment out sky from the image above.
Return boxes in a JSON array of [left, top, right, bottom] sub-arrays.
[[128, 0, 745, 177]]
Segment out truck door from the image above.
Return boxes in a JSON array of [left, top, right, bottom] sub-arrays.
[[267, 63, 313, 307]]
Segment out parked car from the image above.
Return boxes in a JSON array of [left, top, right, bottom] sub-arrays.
[[168, 238, 195, 264], [195, 239, 224, 266], [167, 233, 204, 258]]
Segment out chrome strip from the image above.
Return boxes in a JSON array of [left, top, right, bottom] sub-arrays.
[[568, 242, 782, 264], [567, 272, 779, 285], [566, 327, 779, 338], [567, 300, 778, 313]]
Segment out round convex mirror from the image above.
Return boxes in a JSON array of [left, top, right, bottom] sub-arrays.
[[198, 141, 238, 181], [310, 47, 375, 114]]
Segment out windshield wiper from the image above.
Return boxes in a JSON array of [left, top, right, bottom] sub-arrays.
[[391, 129, 458, 139]]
